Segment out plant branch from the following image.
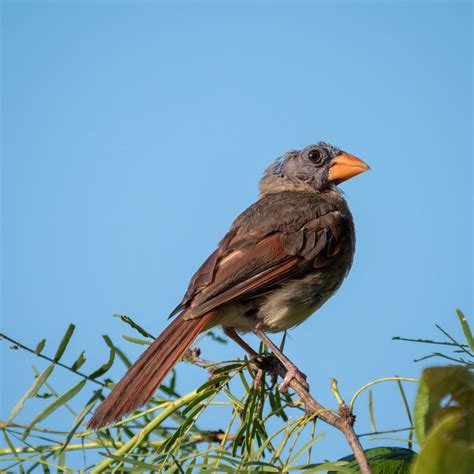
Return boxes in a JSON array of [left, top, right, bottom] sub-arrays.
[[392, 336, 469, 348], [0, 431, 235, 456], [256, 356, 373, 474], [0, 333, 105, 387], [349, 377, 418, 412], [89, 390, 198, 473]]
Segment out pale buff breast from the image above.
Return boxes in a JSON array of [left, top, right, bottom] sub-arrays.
[[213, 269, 346, 334]]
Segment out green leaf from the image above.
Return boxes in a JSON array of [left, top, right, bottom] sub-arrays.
[[8, 364, 55, 422], [414, 366, 474, 446], [88, 337, 115, 379], [273, 387, 288, 422], [456, 309, 474, 353], [196, 375, 229, 392], [161, 404, 208, 454], [411, 413, 474, 474], [2, 430, 23, 465], [114, 314, 154, 338], [329, 447, 416, 473], [169, 463, 237, 473], [121, 334, 152, 345], [285, 432, 325, 467], [223, 388, 245, 410], [395, 378, 414, 437], [57, 389, 103, 455], [97, 452, 162, 470], [53, 324, 75, 362], [289, 461, 352, 472], [70, 351, 86, 371], [181, 390, 217, 416], [414, 379, 430, 445], [368, 389, 376, 432], [243, 460, 280, 471], [22, 379, 86, 440], [34, 339, 46, 355], [412, 366, 474, 473], [211, 363, 244, 375], [204, 330, 228, 345]]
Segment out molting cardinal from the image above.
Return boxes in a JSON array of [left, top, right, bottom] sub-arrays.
[[89, 142, 369, 428]]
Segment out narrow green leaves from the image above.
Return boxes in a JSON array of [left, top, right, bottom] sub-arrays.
[[58, 389, 103, 455], [121, 334, 151, 346], [285, 432, 325, 468], [53, 325, 75, 362], [456, 309, 474, 353], [8, 364, 55, 422], [70, 351, 86, 371], [34, 339, 46, 355], [330, 447, 416, 474], [88, 336, 115, 379], [113, 314, 154, 339], [22, 379, 87, 440]]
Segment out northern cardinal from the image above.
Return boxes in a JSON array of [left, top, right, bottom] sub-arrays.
[[89, 141, 369, 428]]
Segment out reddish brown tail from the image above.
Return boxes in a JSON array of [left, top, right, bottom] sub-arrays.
[[88, 312, 215, 429]]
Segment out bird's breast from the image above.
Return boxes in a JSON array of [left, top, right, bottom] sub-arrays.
[[216, 265, 349, 334], [257, 270, 344, 332]]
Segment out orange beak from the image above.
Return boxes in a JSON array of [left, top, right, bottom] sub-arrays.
[[328, 153, 370, 184]]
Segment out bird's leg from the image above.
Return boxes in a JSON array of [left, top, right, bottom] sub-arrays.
[[223, 328, 259, 358], [280, 331, 287, 352], [269, 331, 288, 387], [252, 326, 309, 393], [223, 328, 265, 389]]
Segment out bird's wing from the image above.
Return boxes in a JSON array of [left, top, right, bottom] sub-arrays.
[[172, 209, 351, 321]]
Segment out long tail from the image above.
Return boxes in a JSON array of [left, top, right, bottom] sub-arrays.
[[88, 312, 215, 429]]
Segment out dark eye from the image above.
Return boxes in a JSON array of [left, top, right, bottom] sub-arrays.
[[308, 149, 324, 165]]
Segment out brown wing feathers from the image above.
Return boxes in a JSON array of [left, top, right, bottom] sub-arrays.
[[89, 195, 349, 428], [88, 311, 215, 428]]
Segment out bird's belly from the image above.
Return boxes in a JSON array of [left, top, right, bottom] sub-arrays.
[[258, 272, 341, 332], [216, 271, 344, 334]]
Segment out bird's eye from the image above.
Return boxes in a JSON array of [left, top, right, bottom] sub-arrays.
[[308, 149, 324, 165]]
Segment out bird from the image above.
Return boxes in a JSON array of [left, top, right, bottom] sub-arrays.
[[88, 141, 369, 428]]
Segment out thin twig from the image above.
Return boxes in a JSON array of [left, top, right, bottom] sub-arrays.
[[0, 333, 105, 387], [0, 431, 236, 455], [349, 377, 418, 412], [435, 324, 473, 357], [392, 336, 469, 348], [358, 427, 412, 438]]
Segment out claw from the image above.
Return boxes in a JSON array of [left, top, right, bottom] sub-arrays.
[[278, 366, 309, 393]]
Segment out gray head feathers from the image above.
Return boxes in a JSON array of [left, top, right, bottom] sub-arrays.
[[259, 142, 343, 197]]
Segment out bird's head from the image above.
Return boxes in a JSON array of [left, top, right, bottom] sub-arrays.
[[260, 142, 369, 196]]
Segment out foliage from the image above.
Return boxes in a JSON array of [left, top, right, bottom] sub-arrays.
[[393, 309, 474, 474], [408, 311, 474, 474], [0, 309, 472, 472], [329, 447, 416, 474]]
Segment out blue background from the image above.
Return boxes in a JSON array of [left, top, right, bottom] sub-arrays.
[[2, 0, 472, 467]]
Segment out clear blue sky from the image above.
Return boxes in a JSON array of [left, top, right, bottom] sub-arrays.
[[1, 0, 472, 466]]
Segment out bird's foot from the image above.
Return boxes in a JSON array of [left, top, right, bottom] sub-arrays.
[[254, 353, 278, 371], [278, 365, 309, 393]]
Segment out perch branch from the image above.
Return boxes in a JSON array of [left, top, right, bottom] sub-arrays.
[[256, 355, 373, 474]]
